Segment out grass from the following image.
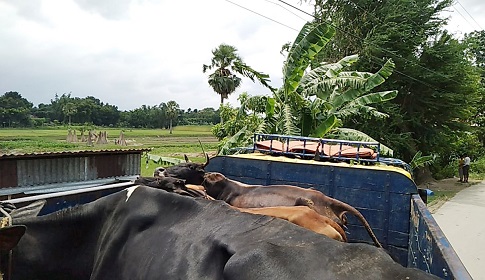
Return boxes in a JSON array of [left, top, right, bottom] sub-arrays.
[[424, 178, 482, 213], [426, 190, 457, 205], [0, 125, 218, 177], [0, 125, 213, 139]]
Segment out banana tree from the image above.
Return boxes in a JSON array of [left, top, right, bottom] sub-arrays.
[[298, 55, 398, 137], [274, 21, 336, 135], [271, 22, 397, 137], [215, 21, 398, 154]]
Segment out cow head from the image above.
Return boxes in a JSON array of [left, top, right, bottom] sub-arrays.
[[154, 153, 210, 185], [160, 177, 187, 191], [135, 176, 187, 192], [201, 172, 228, 198]]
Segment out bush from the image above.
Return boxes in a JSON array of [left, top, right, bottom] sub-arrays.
[[433, 156, 485, 180], [433, 161, 458, 180], [470, 156, 485, 180]]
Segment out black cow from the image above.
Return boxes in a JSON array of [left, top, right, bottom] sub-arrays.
[[0, 187, 440, 280], [153, 153, 209, 185], [135, 176, 186, 191], [135, 176, 210, 198]]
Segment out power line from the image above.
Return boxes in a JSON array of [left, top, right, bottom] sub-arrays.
[[225, 0, 299, 31], [276, 0, 315, 18], [456, 0, 483, 30], [368, 56, 447, 94], [226, 0, 470, 97], [275, 0, 468, 91], [451, 4, 477, 30], [263, 0, 309, 22]]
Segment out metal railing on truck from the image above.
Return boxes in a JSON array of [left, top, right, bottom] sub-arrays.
[[250, 133, 412, 173], [3, 180, 137, 215]]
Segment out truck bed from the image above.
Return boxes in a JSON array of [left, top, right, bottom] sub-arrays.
[[205, 153, 471, 279]]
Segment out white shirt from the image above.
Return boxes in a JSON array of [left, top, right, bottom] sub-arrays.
[[464, 156, 471, 166]]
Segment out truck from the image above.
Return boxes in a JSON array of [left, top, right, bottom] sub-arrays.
[[0, 135, 472, 279]]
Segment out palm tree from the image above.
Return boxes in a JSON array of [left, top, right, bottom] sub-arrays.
[[202, 44, 274, 106], [166, 101, 179, 134], [62, 102, 77, 126]]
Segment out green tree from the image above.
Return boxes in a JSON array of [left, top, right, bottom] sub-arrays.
[[166, 100, 180, 134], [0, 91, 33, 127], [305, 0, 481, 169], [37, 94, 120, 127], [180, 107, 219, 125], [202, 44, 274, 107], [346, 32, 481, 166], [464, 30, 485, 149], [153, 103, 168, 129]]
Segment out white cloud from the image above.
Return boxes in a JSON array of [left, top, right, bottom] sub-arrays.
[[0, 0, 482, 111]]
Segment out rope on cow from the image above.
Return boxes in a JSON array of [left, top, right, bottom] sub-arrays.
[[0, 208, 12, 228]]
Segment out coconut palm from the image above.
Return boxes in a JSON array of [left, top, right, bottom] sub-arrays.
[[62, 102, 77, 126], [166, 101, 179, 134], [203, 44, 274, 106]]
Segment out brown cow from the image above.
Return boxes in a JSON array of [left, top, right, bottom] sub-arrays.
[[202, 172, 382, 247], [232, 204, 347, 242]]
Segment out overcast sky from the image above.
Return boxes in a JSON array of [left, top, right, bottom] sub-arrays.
[[0, 0, 483, 111]]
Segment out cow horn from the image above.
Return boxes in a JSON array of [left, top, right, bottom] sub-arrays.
[[203, 153, 210, 167], [198, 138, 210, 167], [184, 154, 190, 163]]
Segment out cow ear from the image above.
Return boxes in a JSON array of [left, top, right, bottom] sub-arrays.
[[153, 167, 165, 177], [0, 225, 26, 252], [295, 197, 315, 209]]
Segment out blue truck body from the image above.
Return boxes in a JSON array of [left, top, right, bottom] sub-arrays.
[[204, 153, 471, 279]]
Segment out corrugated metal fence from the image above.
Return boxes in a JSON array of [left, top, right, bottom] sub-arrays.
[[0, 149, 149, 197]]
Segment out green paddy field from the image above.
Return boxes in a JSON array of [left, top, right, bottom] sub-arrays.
[[0, 125, 218, 177]]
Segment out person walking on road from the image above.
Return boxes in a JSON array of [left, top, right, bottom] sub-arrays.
[[458, 155, 465, 182], [463, 155, 471, 183]]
